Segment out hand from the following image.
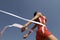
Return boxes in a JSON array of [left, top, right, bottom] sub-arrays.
[[23, 34, 29, 39], [21, 27, 28, 32], [21, 27, 26, 32]]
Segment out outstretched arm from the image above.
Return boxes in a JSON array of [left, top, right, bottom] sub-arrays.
[[23, 24, 37, 39], [21, 13, 40, 32]]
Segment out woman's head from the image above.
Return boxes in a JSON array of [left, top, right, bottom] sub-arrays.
[[34, 11, 37, 16], [34, 11, 42, 16]]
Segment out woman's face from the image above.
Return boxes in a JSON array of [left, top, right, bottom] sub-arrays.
[[37, 12, 42, 16]]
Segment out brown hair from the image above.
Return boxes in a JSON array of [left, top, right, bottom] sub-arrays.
[[34, 11, 37, 16]]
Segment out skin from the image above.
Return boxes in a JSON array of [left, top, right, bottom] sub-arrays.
[[23, 24, 37, 39], [23, 24, 58, 40], [21, 12, 41, 32], [21, 12, 58, 40]]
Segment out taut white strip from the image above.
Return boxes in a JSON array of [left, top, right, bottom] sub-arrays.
[[0, 10, 45, 26]]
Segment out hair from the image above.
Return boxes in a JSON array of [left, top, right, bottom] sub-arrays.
[[34, 11, 39, 21], [34, 11, 37, 16]]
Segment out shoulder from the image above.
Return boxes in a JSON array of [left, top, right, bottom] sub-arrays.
[[42, 16, 46, 19]]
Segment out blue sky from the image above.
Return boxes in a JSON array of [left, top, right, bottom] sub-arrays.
[[0, 0, 60, 40]]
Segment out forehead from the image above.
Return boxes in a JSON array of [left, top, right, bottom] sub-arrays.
[[37, 12, 42, 15]]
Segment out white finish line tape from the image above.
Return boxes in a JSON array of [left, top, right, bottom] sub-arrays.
[[0, 10, 45, 26]]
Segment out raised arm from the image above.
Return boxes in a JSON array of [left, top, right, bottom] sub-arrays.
[[21, 13, 40, 32], [23, 24, 37, 39], [23, 13, 40, 28]]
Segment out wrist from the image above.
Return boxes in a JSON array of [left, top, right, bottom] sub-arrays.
[[29, 30, 33, 33]]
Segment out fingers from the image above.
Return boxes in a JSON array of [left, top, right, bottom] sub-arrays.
[[21, 28, 25, 32], [21, 27, 28, 32], [23, 34, 28, 39]]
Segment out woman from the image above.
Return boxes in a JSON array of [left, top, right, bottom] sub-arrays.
[[21, 11, 58, 40]]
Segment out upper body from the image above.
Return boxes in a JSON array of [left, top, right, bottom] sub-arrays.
[[36, 14, 47, 31], [23, 11, 58, 40], [21, 11, 44, 32]]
